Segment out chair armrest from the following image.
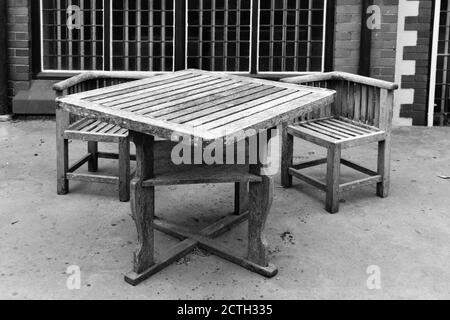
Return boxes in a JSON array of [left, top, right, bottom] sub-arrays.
[[281, 71, 398, 91], [52, 71, 159, 92]]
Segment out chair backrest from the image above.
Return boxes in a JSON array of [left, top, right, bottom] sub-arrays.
[[53, 71, 157, 123], [281, 72, 398, 131], [53, 71, 157, 97]]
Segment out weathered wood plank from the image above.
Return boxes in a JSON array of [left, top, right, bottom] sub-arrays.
[[339, 175, 382, 193], [56, 108, 70, 195], [326, 145, 341, 214], [156, 86, 280, 122], [68, 154, 92, 173], [281, 123, 294, 188], [142, 166, 262, 187], [72, 71, 195, 100], [119, 138, 131, 202], [187, 89, 299, 128], [210, 92, 336, 141], [93, 74, 203, 104], [130, 132, 155, 274], [289, 168, 328, 192], [66, 173, 119, 185]]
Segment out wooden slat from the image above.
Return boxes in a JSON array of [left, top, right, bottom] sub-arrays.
[[68, 154, 92, 173], [353, 83, 361, 121], [341, 159, 379, 177], [292, 158, 328, 170], [64, 130, 125, 143], [151, 84, 267, 119], [191, 90, 305, 129], [361, 85, 368, 122], [80, 120, 103, 132], [73, 71, 196, 100], [134, 82, 249, 115], [210, 92, 335, 141], [166, 87, 283, 123], [339, 176, 383, 193], [306, 122, 353, 139], [108, 78, 231, 109], [289, 168, 327, 192], [92, 122, 111, 133], [300, 123, 345, 140], [92, 74, 202, 104], [66, 173, 120, 185], [317, 121, 360, 137], [67, 118, 96, 131], [333, 118, 380, 132]]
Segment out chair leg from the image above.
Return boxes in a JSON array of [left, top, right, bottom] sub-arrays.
[[281, 123, 293, 188], [56, 108, 70, 195], [326, 145, 341, 214], [234, 182, 249, 215], [119, 138, 131, 202], [377, 139, 391, 198], [88, 141, 98, 172]]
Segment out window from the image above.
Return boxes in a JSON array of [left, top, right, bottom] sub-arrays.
[[259, 0, 326, 72], [37, 0, 332, 74], [41, 0, 104, 71], [187, 0, 251, 72]]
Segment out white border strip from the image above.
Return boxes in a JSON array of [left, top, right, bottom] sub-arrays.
[[428, 0, 441, 127]]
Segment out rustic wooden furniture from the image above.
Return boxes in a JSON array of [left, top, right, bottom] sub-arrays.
[[54, 72, 156, 202], [280, 72, 398, 213], [56, 69, 335, 285]]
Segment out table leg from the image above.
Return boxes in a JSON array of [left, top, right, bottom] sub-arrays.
[[130, 131, 155, 274], [248, 176, 274, 267], [248, 130, 275, 268]]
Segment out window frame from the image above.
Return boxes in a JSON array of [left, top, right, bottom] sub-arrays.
[[32, 0, 335, 78]]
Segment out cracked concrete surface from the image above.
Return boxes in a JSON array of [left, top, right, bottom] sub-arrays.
[[0, 120, 449, 300]]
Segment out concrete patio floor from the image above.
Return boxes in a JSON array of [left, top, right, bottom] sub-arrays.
[[0, 120, 449, 300]]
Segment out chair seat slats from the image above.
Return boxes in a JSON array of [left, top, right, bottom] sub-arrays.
[[67, 118, 129, 138], [289, 117, 385, 148]]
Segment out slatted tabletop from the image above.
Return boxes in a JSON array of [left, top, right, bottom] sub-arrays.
[[57, 69, 335, 141]]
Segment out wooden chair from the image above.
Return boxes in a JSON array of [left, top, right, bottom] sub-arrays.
[[280, 72, 398, 213], [54, 71, 156, 202]]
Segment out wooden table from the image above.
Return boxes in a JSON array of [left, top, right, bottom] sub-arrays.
[[56, 69, 335, 285]]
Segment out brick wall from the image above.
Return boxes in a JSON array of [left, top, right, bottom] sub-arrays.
[[6, 0, 32, 102], [333, 0, 398, 83], [334, 0, 362, 74], [399, 0, 433, 125], [371, 0, 398, 82]]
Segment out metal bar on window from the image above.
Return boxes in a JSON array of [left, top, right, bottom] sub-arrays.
[[124, 0, 129, 70], [237, 0, 241, 70], [80, 0, 85, 70], [224, 1, 229, 71], [211, 0, 216, 71], [149, 0, 154, 71], [161, 0, 166, 71], [91, 0, 97, 70], [136, 0, 142, 71], [269, 0, 275, 71], [68, 0, 73, 70], [199, 0, 203, 69], [282, 0, 288, 72], [56, 0, 62, 70], [306, 0, 314, 71], [294, 0, 300, 71]]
